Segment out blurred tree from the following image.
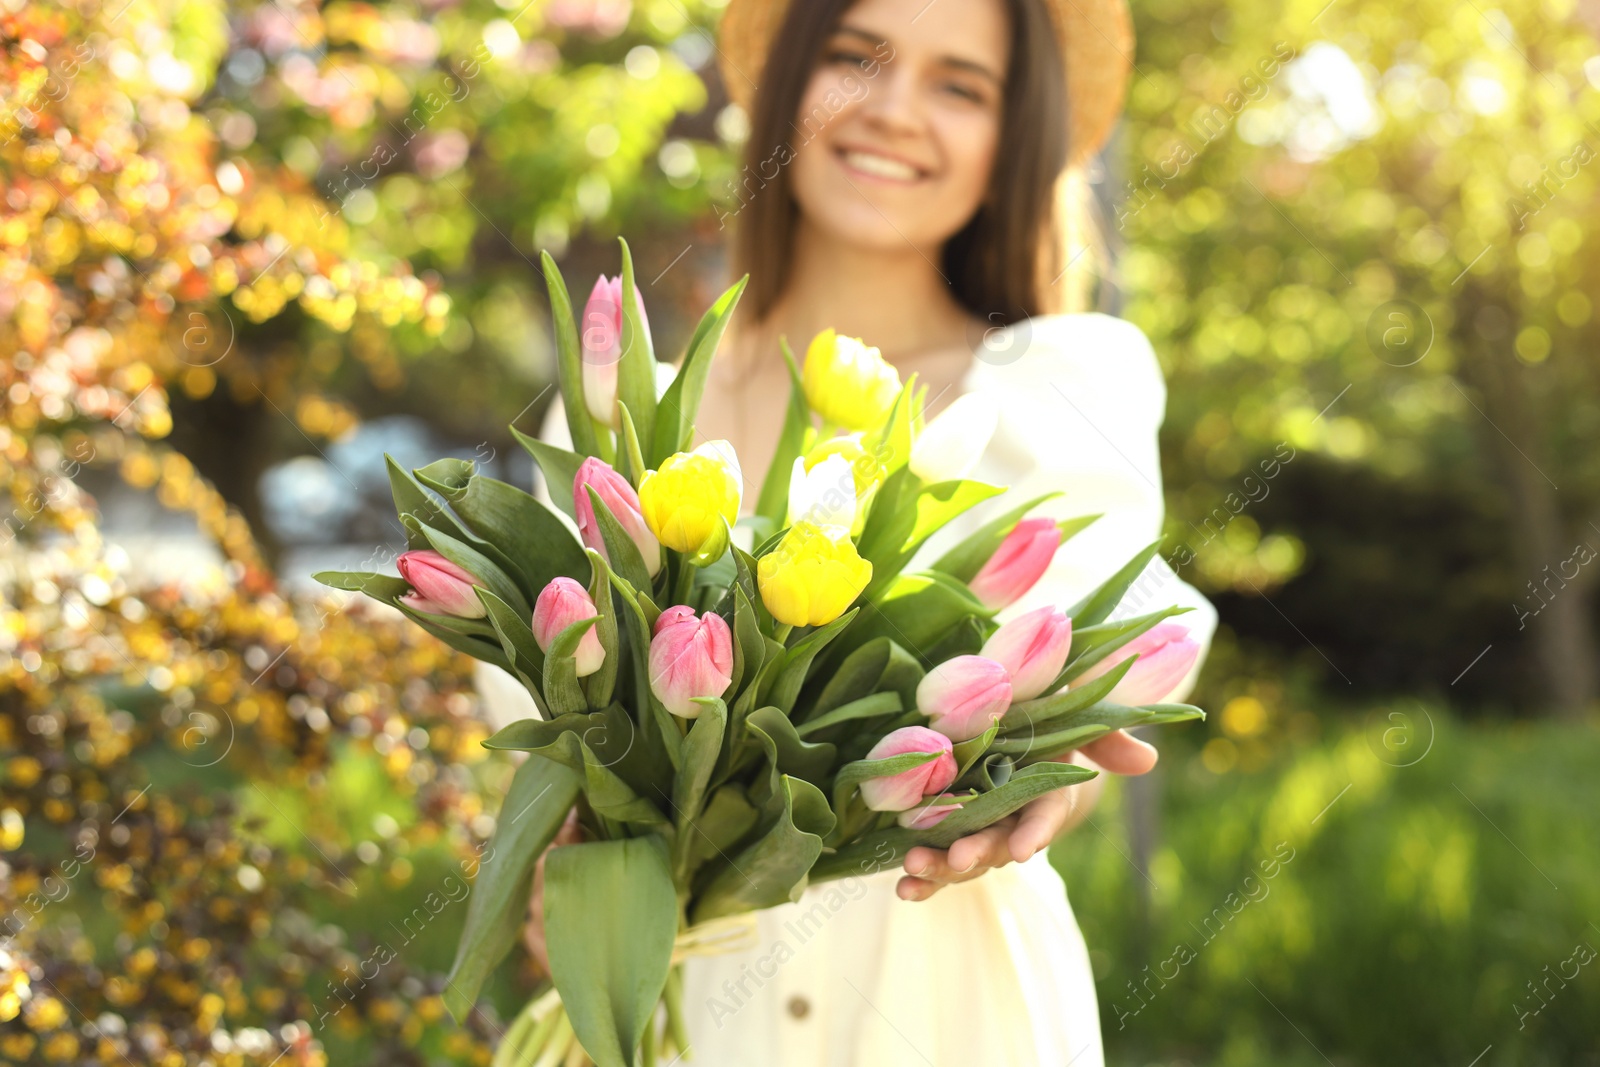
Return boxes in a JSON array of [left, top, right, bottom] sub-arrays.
[[1118, 0, 1600, 716], [2, 0, 730, 565]]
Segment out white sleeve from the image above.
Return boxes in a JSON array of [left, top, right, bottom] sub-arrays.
[[984, 314, 1217, 703]]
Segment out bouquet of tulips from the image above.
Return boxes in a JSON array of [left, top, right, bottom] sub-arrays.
[[317, 239, 1204, 1067]]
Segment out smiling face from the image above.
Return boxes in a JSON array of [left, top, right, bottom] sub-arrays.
[[787, 0, 1012, 256]]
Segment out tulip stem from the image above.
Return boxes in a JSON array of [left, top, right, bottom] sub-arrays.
[[671, 558, 694, 607], [773, 622, 794, 646]]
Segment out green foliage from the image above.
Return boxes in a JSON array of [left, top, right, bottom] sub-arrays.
[[1058, 711, 1600, 1065], [1122, 0, 1600, 705]]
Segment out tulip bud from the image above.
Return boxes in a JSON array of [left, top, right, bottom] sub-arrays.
[[531, 577, 606, 677], [574, 456, 663, 577], [580, 274, 652, 429], [638, 440, 743, 559], [802, 329, 902, 432], [897, 794, 965, 830], [858, 727, 958, 812], [756, 521, 873, 627], [968, 517, 1061, 610], [1075, 621, 1200, 706], [786, 453, 857, 529], [909, 392, 999, 482], [917, 654, 1012, 741], [397, 550, 487, 619], [648, 605, 735, 718], [980, 606, 1072, 701]]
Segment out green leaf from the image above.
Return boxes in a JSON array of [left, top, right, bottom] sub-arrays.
[[485, 713, 670, 830], [919, 615, 989, 664], [313, 570, 410, 601], [692, 774, 834, 923], [1002, 656, 1138, 733], [686, 784, 761, 869], [860, 374, 920, 478], [805, 637, 923, 721], [540, 248, 601, 458], [543, 616, 599, 717], [617, 400, 649, 489], [484, 708, 636, 773], [830, 750, 941, 815], [927, 492, 1065, 583], [395, 604, 515, 674], [443, 757, 581, 1022], [1003, 699, 1205, 748], [1137, 702, 1208, 725], [545, 837, 678, 1067], [581, 549, 620, 709], [765, 608, 858, 713], [855, 468, 1003, 600], [811, 762, 1097, 881], [1058, 605, 1194, 685], [1055, 513, 1104, 546], [610, 572, 681, 772], [745, 706, 837, 786], [414, 519, 531, 621], [1066, 540, 1163, 628], [652, 274, 748, 466], [387, 454, 448, 550], [975, 753, 1013, 791], [474, 588, 548, 714], [615, 238, 657, 468], [673, 697, 727, 823], [795, 691, 902, 738], [694, 546, 737, 592], [754, 337, 810, 523], [988, 723, 1113, 762], [726, 584, 766, 702], [837, 572, 993, 671], [512, 426, 586, 524], [951, 722, 1000, 779], [415, 466, 587, 605], [671, 697, 727, 880]]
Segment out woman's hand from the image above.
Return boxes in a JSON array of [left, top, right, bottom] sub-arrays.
[[895, 729, 1158, 902], [522, 807, 584, 976]]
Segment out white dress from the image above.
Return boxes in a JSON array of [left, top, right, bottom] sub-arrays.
[[481, 312, 1218, 1067]]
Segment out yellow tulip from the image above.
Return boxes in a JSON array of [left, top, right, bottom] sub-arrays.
[[757, 521, 873, 627], [802, 329, 902, 432], [638, 440, 743, 557], [806, 433, 886, 498]]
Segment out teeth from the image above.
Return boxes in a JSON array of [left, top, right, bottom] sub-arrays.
[[842, 151, 920, 181]]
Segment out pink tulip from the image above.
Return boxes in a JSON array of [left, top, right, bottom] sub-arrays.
[[858, 727, 958, 812], [649, 605, 734, 718], [916, 655, 1013, 742], [968, 517, 1061, 610], [980, 606, 1072, 701], [898, 794, 965, 830], [532, 577, 606, 677], [1075, 621, 1200, 705], [574, 456, 662, 577], [397, 550, 487, 619], [580, 274, 652, 428]]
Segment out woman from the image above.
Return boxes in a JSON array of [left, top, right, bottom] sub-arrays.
[[501, 0, 1219, 1062]]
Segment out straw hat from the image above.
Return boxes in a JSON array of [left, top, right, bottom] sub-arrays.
[[717, 0, 1133, 169]]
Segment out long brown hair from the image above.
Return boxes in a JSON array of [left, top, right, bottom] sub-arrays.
[[728, 0, 1075, 326]]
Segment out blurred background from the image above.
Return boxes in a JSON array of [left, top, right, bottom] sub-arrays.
[[2, 0, 1597, 1063]]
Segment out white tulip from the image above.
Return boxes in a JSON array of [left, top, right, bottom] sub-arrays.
[[909, 391, 999, 481], [786, 453, 857, 528]]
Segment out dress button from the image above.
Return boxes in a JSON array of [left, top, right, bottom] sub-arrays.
[[786, 995, 811, 1020]]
